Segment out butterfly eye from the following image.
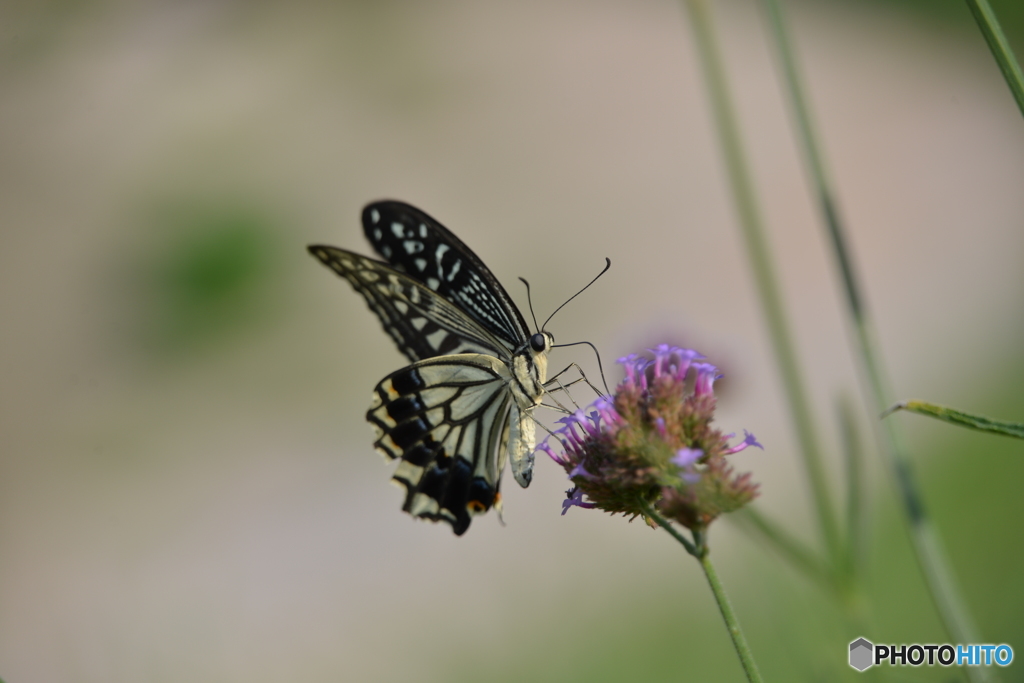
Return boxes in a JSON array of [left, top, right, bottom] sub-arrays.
[[530, 333, 548, 352]]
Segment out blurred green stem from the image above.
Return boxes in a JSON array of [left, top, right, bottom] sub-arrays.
[[758, 0, 989, 678], [964, 0, 1024, 118], [677, 0, 841, 569], [644, 504, 763, 683], [837, 395, 865, 588], [699, 551, 763, 683]]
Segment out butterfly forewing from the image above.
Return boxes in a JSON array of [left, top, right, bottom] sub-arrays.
[[309, 201, 551, 535], [307, 246, 507, 362], [361, 201, 530, 351]]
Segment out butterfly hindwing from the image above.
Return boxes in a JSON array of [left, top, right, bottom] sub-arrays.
[[368, 355, 515, 535], [361, 201, 530, 350]]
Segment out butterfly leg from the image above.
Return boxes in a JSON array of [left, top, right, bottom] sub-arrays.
[[545, 362, 607, 401]]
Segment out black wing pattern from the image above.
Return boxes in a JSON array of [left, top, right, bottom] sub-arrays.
[[308, 203, 549, 536], [361, 201, 530, 350], [367, 356, 514, 535], [306, 246, 507, 363]]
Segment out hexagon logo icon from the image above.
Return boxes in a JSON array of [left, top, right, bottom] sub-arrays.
[[849, 638, 874, 671]]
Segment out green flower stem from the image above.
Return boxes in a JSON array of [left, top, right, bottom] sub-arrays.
[[964, 0, 1024, 119], [644, 504, 764, 683], [758, 0, 988, 672], [699, 552, 764, 683], [837, 395, 865, 587], [644, 501, 700, 556], [678, 0, 841, 565]]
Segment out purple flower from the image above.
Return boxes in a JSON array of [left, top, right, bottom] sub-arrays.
[[540, 344, 763, 530]]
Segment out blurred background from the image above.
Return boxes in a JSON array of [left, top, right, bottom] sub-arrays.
[[2, 0, 1023, 680]]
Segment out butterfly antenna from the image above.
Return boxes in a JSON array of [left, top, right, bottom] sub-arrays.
[[518, 276, 541, 332], [549, 340, 611, 396], [540, 258, 611, 331]]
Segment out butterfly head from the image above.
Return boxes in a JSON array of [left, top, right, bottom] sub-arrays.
[[530, 331, 553, 354]]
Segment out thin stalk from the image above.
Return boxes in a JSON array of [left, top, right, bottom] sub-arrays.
[[964, 0, 1024, 119], [837, 394, 865, 588], [644, 504, 764, 683], [644, 502, 700, 557], [677, 0, 842, 567], [700, 552, 764, 683], [758, 0, 989, 678]]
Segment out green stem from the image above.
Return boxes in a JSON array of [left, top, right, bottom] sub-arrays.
[[699, 552, 764, 683], [964, 0, 1024, 119], [758, 1, 990, 678], [677, 0, 842, 568], [643, 504, 763, 683], [644, 502, 700, 556], [837, 394, 865, 588]]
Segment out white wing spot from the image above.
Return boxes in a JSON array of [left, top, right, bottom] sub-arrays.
[[427, 277, 440, 290], [394, 461, 424, 484], [373, 228, 382, 241], [414, 258, 428, 271], [381, 245, 392, 259], [419, 223, 428, 238], [447, 259, 461, 281], [410, 317, 428, 331], [391, 222, 405, 238], [403, 240, 424, 254], [409, 492, 440, 516], [370, 209, 381, 224], [394, 300, 409, 314], [426, 328, 448, 349]]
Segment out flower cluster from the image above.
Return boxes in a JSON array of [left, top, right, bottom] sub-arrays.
[[538, 345, 762, 530]]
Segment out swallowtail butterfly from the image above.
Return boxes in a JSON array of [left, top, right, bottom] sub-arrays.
[[309, 201, 553, 535]]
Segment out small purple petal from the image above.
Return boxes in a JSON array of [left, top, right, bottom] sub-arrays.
[[682, 471, 702, 484], [693, 362, 720, 396], [573, 409, 598, 437], [568, 463, 594, 480], [617, 354, 641, 387], [555, 416, 584, 446], [654, 417, 667, 438], [722, 430, 764, 455], [672, 447, 704, 468], [648, 344, 673, 376], [536, 440, 561, 464], [591, 397, 621, 433], [673, 348, 702, 381], [561, 487, 596, 515]]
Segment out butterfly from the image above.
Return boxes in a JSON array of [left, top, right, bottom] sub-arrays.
[[308, 201, 554, 535]]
